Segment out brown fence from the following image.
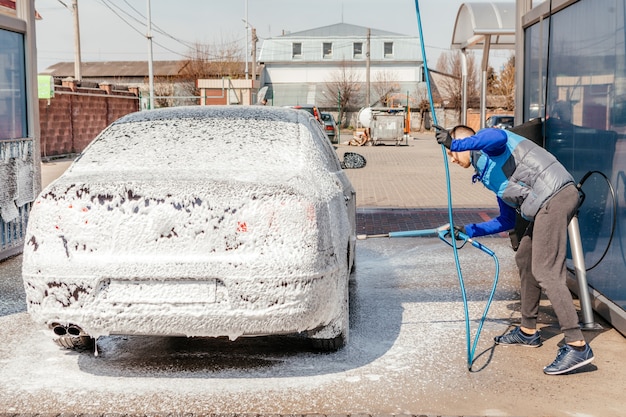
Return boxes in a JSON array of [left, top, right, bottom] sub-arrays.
[[38, 79, 140, 158]]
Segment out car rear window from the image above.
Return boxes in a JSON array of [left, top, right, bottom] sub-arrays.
[[73, 118, 311, 174]]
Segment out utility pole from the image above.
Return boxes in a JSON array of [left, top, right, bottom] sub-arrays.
[[244, 0, 249, 80], [57, 0, 82, 81], [71, 0, 81, 82], [366, 28, 371, 107], [251, 27, 258, 82], [146, 0, 155, 110]]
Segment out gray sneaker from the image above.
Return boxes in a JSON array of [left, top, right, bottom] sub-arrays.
[[543, 344, 594, 375], [494, 326, 542, 348]]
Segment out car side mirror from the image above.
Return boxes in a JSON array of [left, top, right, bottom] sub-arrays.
[[341, 152, 366, 169]]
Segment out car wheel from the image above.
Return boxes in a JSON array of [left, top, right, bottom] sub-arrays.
[[311, 333, 346, 351], [54, 335, 95, 351], [309, 269, 349, 352]]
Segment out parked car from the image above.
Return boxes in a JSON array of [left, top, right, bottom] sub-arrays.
[[321, 112, 338, 143], [285, 104, 324, 125], [486, 114, 515, 129], [22, 106, 356, 352]]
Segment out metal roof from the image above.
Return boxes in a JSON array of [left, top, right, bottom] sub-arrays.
[[280, 22, 408, 38], [451, 2, 515, 49], [40, 61, 186, 78]]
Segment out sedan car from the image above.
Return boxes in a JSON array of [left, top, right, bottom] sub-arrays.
[[485, 114, 515, 129], [22, 106, 356, 352], [284, 104, 324, 125], [321, 112, 338, 144]]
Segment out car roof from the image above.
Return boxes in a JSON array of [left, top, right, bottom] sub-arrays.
[[70, 105, 334, 179], [115, 105, 306, 125]]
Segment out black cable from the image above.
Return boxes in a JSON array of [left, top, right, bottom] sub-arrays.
[[569, 170, 617, 272]]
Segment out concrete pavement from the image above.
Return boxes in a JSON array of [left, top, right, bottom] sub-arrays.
[[336, 131, 500, 236]]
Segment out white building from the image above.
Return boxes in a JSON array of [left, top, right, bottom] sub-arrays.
[[258, 23, 423, 108]]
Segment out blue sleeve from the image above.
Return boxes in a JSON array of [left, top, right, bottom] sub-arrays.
[[450, 128, 508, 156], [464, 197, 517, 238]]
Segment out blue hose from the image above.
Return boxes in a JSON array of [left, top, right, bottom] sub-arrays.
[[414, 0, 499, 369]]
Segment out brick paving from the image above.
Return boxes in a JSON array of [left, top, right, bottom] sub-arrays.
[[335, 131, 501, 237], [356, 207, 499, 236]]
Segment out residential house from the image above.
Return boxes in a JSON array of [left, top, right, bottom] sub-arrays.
[[258, 23, 423, 109]]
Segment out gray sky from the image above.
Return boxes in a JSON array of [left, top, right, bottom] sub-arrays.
[[34, 0, 514, 71]]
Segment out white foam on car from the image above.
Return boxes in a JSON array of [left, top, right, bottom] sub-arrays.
[[22, 106, 353, 342]]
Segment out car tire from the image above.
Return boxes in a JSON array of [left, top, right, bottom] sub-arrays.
[[309, 267, 349, 352], [311, 333, 346, 351]]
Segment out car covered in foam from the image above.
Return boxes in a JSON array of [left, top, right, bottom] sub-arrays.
[[22, 105, 356, 352]]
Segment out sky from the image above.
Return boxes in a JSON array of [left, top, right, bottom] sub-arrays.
[[33, 0, 514, 72]]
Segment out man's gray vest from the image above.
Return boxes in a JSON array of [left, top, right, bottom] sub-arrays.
[[471, 130, 574, 221]]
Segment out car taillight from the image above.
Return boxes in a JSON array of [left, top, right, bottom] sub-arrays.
[[325, 125, 334, 131]]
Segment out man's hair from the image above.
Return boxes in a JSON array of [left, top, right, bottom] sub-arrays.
[[450, 125, 476, 139]]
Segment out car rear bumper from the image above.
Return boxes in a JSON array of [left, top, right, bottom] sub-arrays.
[[24, 266, 347, 340]]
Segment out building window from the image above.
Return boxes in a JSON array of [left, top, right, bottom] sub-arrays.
[[353, 42, 363, 59], [384, 42, 394, 58], [0, 29, 27, 140], [323, 42, 333, 59], [292, 42, 302, 59]]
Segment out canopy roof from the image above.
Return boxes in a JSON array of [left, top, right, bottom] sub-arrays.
[[451, 2, 516, 49]]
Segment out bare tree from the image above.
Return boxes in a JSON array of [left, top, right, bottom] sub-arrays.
[[491, 55, 516, 110], [154, 80, 175, 108], [177, 39, 245, 98], [372, 70, 400, 107], [323, 61, 362, 127], [435, 50, 480, 111]]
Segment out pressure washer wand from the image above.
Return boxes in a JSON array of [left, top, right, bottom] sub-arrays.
[[357, 225, 449, 240]]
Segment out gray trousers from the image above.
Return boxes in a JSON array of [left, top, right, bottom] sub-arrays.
[[515, 184, 584, 343]]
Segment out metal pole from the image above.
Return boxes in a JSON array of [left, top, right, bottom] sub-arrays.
[[251, 27, 257, 82], [244, 0, 249, 80], [146, 0, 155, 110], [71, 0, 82, 82], [17, 0, 42, 193], [480, 35, 491, 130], [567, 216, 597, 329], [338, 90, 341, 127], [461, 49, 467, 125], [366, 28, 371, 107]]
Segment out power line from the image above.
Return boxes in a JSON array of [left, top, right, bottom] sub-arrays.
[[118, 0, 195, 49], [96, 0, 188, 58]]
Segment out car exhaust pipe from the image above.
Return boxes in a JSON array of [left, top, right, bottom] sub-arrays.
[[52, 324, 67, 336], [67, 324, 84, 336], [51, 323, 86, 337]]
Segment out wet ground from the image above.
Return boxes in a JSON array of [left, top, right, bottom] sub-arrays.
[[1, 237, 624, 416], [1, 135, 625, 416]]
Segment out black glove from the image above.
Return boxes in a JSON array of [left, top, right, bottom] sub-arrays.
[[453, 225, 466, 240], [447, 225, 466, 240], [434, 125, 452, 149]]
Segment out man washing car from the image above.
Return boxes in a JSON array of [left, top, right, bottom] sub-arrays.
[[435, 124, 594, 375]]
